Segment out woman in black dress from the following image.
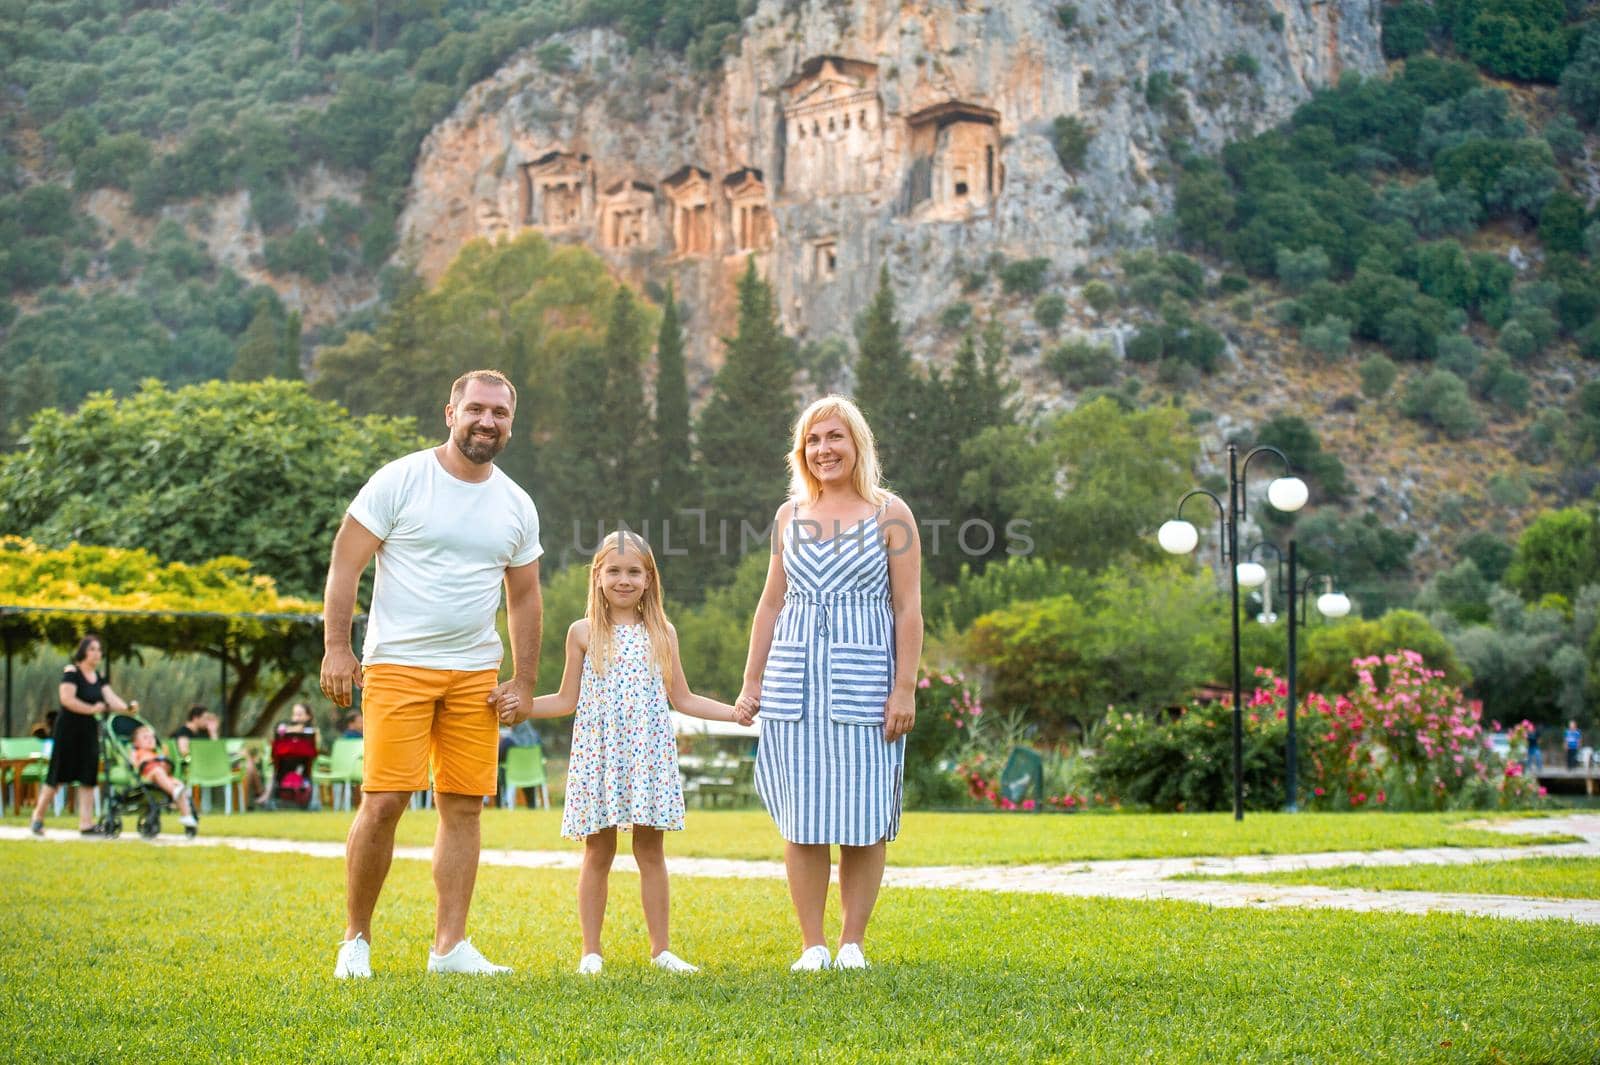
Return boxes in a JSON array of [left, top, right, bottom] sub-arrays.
[[29, 634, 130, 837]]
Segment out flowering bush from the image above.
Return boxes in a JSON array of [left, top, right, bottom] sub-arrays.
[[945, 702, 1092, 811], [904, 670, 986, 807], [1299, 651, 1545, 811]]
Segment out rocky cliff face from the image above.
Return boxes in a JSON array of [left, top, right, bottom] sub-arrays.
[[398, 0, 1384, 371]]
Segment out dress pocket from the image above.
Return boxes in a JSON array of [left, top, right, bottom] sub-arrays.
[[759, 640, 808, 720], [828, 641, 891, 725]]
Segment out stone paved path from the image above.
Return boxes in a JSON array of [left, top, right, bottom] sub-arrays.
[[7, 815, 1600, 925]]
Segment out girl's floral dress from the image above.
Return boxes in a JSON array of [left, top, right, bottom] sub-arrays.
[[560, 622, 686, 839]]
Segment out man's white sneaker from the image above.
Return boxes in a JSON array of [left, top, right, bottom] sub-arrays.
[[790, 944, 831, 972], [427, 939, 511, 975], [651, 950, 700, 973], [334, 934, 372, 979], [835, 943, 868, 969], [577, 953, 603, 975]]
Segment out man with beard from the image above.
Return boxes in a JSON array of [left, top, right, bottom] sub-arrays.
[[321, 369, 543, 978]]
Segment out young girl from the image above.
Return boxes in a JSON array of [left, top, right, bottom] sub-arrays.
[[128, 725, 199, 832], [506, 531, 753, 975]]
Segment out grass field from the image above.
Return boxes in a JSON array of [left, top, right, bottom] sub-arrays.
[[1196, 856, 1600, 900], [2, 840, 1597, 1063], [10, 807, 1566, 865]]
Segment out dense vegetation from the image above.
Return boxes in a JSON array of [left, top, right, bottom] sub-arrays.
[[0, 0, 750, 445]]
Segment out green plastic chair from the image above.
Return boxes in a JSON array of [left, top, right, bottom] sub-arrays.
[[2, 737, 45, 812], [313, 738, 364, 811], [998, 747, 1044, 811], [501, 745, 548, 809], [187, 739, 242, 814]]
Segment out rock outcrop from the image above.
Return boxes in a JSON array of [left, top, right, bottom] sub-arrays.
[[397, 0, 1384, 367]]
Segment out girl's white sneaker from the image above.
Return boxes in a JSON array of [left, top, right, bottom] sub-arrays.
[[577, 953, 603, 975], [835, 943, 868, 969], [651, 950, 699, 973], [790, 944, 831, 972]]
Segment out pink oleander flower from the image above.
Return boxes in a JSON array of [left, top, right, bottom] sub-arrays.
[[917, 677, 931, 689], [1022, 799, 1036, 811]]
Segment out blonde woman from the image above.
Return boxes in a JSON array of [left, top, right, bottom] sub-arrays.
[[508, 531, 748, 974], [737, 396, 923, 971]]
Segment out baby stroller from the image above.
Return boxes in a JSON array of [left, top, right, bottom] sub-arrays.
[[267, 725, 318, 809], [97, 712, 198, 840]]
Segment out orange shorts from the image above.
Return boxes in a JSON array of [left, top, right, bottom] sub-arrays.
[[360, 665, 499, 796]]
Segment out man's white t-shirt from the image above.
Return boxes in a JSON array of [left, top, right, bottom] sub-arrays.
[[347, 448, 542, 670]]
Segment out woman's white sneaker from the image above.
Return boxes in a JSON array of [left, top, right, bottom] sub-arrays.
[[790, 944, 831, 972], [651, 950, 700, 973], [577, 953, 603, 975], [427, 939, 511, 975], [835, 943, 868, 969], [334, 933, 372, 979]]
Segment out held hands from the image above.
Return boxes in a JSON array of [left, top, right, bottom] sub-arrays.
[[734, 685, 760, 727], [490, 679, 533, 725], [883, 688, 916, 743], [319, 646, 362, 708]]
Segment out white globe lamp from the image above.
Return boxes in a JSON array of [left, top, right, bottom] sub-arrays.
[[1266, 476, 1309, 512], [1316, 591, 1352, 619], [1158, 520, 1199, 555], [1235, 561, 1268, 589]]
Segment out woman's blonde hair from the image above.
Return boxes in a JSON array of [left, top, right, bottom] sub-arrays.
[[585, 531, 673, 680], [787, 395, 890, 507]]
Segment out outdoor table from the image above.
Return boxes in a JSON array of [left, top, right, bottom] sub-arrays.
[[1, 754, 46, 816]]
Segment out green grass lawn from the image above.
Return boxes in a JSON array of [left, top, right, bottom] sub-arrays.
[[1195, 856, 1600, 900], [1, 841, 1596, 1062], [11, 808, 1566, 865]]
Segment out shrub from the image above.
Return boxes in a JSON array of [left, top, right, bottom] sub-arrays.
[[1033, 292, 1068, 331], [1051, 115, 1093, 172], [535, 40, 572, 73], [1276, 245, 1330, 292], [1087, 696, 1287, 812], [1047, 338, 1118, 388], [1000, 257, 1051, 296], [904, 669, 985, 807], [940, 301, 972, 331], [1560, 27, 1600, 126], [1475, 352, 1530, 411], [1081, 279, 1116, 314], [1359, 353, 1398, 397], [1401, 368, 1481, 437], [1303, 315, 1352, 360], [1382, 0, 1436, 58], [1055, 3, 1078, 31], [1435, 334, 1482, 378]]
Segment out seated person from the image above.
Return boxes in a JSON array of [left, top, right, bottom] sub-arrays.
[[29, 711, 56, 739], [277, 702, 322, 749], [129, 725, 198, 830], [169, 704, 215, 760], [497, 720, 542, 808], [340, 710, 363, 740]]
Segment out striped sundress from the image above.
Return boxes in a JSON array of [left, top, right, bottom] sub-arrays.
[[754, 503, 904, 846]]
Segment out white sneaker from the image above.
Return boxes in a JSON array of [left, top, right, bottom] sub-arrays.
[[835, 943, 868, 969], [577, 953, 603, 975], [790, 944, 831, 972], [427, 939, 511, 975], [179, 813, 198, 828], [651, 950, 700, 973], [334, 934, 372, 979]]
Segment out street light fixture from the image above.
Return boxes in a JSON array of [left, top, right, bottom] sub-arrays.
[[1158, 444, 1307, 821]]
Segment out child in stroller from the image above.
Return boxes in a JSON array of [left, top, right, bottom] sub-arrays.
[[267, 704, 320, 809], [100, 713, 198, 839]]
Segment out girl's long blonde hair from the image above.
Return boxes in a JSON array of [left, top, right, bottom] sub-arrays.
[[585, 531, 673, 680], [787, 395, 891, 507]]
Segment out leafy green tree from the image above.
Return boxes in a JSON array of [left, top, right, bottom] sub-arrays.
[[1505, 506, 1600, 601], [1560, 27, 1600, 126], [1401, 368, 1482, 437], [594, 286, 653, 522], [230, 297, 292, 382], [0, 380, 424, 599], [1251, 414, 1351, 503], [966, 563, 1226, 738], [1298, 610, 1466, 695], [1459, 530, 1515, 584], [961, 397, 1195, 573], [1383, 0, 1437, 58]]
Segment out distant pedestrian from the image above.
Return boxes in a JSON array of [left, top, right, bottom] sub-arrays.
[[1566, 720, 1583, 771], [1524, 722, 1543, 773]]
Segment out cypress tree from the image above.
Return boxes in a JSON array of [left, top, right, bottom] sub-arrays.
[[853, 266, 923, 480], [652, 280, 697, 518], [696, 258, 795, 580], [595, 286, 650, 522]]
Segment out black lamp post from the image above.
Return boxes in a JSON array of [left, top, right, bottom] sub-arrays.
[[1158, 444, 1308, 821], [1236, 539, 1351, 810]]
